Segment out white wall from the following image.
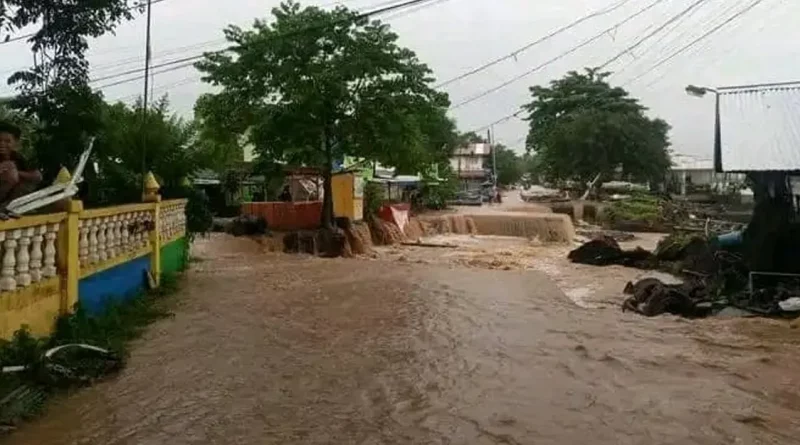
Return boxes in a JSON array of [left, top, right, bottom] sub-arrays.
[[450, 155, 485, 172]]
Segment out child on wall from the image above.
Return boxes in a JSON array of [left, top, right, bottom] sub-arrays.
[[0, 121, 42, 208]]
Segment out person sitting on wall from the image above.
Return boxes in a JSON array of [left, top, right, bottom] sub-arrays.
[[0, 121, 42, 208]]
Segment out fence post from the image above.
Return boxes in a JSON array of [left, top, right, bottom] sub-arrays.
[[58, 199, 83, 315], [143, 172, 162, 287]]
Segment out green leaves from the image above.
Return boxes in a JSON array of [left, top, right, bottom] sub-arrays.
[[195, 0, 449, 174], [522, 68, 670, 186], [486, 144, 524, 186], [195, 1, 451, 224]]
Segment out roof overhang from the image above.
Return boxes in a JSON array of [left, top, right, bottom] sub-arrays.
[[715, 86, 800, 172]]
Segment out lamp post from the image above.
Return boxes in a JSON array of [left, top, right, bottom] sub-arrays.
[[685, 84, 719, 97], [685, 84, 721, 174]]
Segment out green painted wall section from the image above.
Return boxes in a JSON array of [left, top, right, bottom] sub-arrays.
[[161, 237, 188, 275]]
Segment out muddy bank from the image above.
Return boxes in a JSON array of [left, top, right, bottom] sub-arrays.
[[7, 234, 800, 444]]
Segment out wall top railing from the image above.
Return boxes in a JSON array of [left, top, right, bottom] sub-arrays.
[[0, 212, 67, 232], [80, 202, 156, 220], [0, 172, 188, 295]]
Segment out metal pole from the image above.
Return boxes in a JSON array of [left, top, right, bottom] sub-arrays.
[[489, 126, 497, 187], [141, 0, 153, 189]]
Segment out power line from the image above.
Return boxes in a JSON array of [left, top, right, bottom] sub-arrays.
[[433, 0, 633, 89], [596, 0, 710, 69], [92, 0, 449, 91], [640, 0, 788, 89], [612, 0, 716, 77], [0, 0, 173, 46], [622, 0, 768, 86], [449, 0, 669, 110], [471, 111, 525, 133]]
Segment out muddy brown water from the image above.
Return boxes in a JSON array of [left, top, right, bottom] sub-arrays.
[[7, 234, 800, 444]]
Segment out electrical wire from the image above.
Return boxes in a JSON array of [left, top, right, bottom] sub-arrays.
[[622, 0, 768, 86], [433, 0, 633, 89], [611, 0, 716, 77], [0, 0, 173, 46], [92, 0, 450, 91], [596, 0, 711, 69], [448, 0, 669, 110], [638, 0, 783, 89]]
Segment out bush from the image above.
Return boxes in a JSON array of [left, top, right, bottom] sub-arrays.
[[364, 181, 385, 217], [419, 168, 457, 211], [601, 193, 663, 225]]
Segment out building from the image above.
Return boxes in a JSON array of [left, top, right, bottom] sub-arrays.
[[714, 85, 800, 207], [669, 155, 746, 195], [450, 143, 492, 190]]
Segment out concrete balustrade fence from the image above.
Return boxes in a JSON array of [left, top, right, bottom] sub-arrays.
[[0, 173, 189, 339]]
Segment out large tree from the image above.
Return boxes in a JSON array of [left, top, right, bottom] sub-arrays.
[[3, 0, 139, 180], [195, 1, 449, 227], [522, 68, 671, 193]]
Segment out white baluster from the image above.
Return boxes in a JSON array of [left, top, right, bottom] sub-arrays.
[[112, 215, 122, 256], [16, 228, 32, 287], [0, 231, 14, 291], [88, 218, 99, 264], [131, 212, 140, 248], [79, 220, 89, 266], [97, 217, 108, 262], [42, 224, 58, 278], [106, 216, 116, 258], [29, 225, 44, 283], [121, 213, 131, 252]]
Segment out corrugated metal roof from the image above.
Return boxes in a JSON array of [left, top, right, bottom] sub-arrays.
[[716, 86, 800, 172]]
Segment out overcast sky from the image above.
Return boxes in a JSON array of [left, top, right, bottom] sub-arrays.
[[1, 0, 796, 161]]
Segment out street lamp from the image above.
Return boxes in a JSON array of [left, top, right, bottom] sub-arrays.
[[685, 84, 722, 173], [685, 84, 719, 97]]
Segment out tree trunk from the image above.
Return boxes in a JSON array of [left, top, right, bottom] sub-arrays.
[[320, 132, 335, 229]]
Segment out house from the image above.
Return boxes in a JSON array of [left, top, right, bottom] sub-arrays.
[[450, 143, 492, 190], [669, 154, 746, 195]]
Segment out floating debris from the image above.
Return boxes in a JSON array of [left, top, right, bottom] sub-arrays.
[[567, 235, 654, 268]]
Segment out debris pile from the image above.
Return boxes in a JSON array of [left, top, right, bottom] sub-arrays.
[[571, 233, 800, 318], [600, 193, 745, 235], [1, 342, 123, 433], [622, 278, 713, 318], [567, 235, 654, 268], [519, 185, 567, 203]]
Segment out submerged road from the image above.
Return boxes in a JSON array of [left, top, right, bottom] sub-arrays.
[[8, 235, 800, 444]]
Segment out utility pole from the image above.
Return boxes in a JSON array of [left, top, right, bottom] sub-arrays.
[[141, 0, 154, 189], [488, 126, 497, 187]]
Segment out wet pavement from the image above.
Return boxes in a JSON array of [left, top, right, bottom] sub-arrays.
[[7, 234, 800, 444]]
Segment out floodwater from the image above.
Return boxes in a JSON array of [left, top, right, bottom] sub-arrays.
[[7, 234, 800, 444]]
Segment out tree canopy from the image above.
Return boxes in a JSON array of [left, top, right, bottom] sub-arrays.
[[3, 0, 137, 181], [522, 68, 671, 189], [195, 0, 450, 226], [486, 144, 523, 186]]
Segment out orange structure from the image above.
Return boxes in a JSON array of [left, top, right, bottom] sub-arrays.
[[241, 202, 322, 231]]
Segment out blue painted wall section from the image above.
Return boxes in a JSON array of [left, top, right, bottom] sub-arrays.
[[78, 255, 151, 315]]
